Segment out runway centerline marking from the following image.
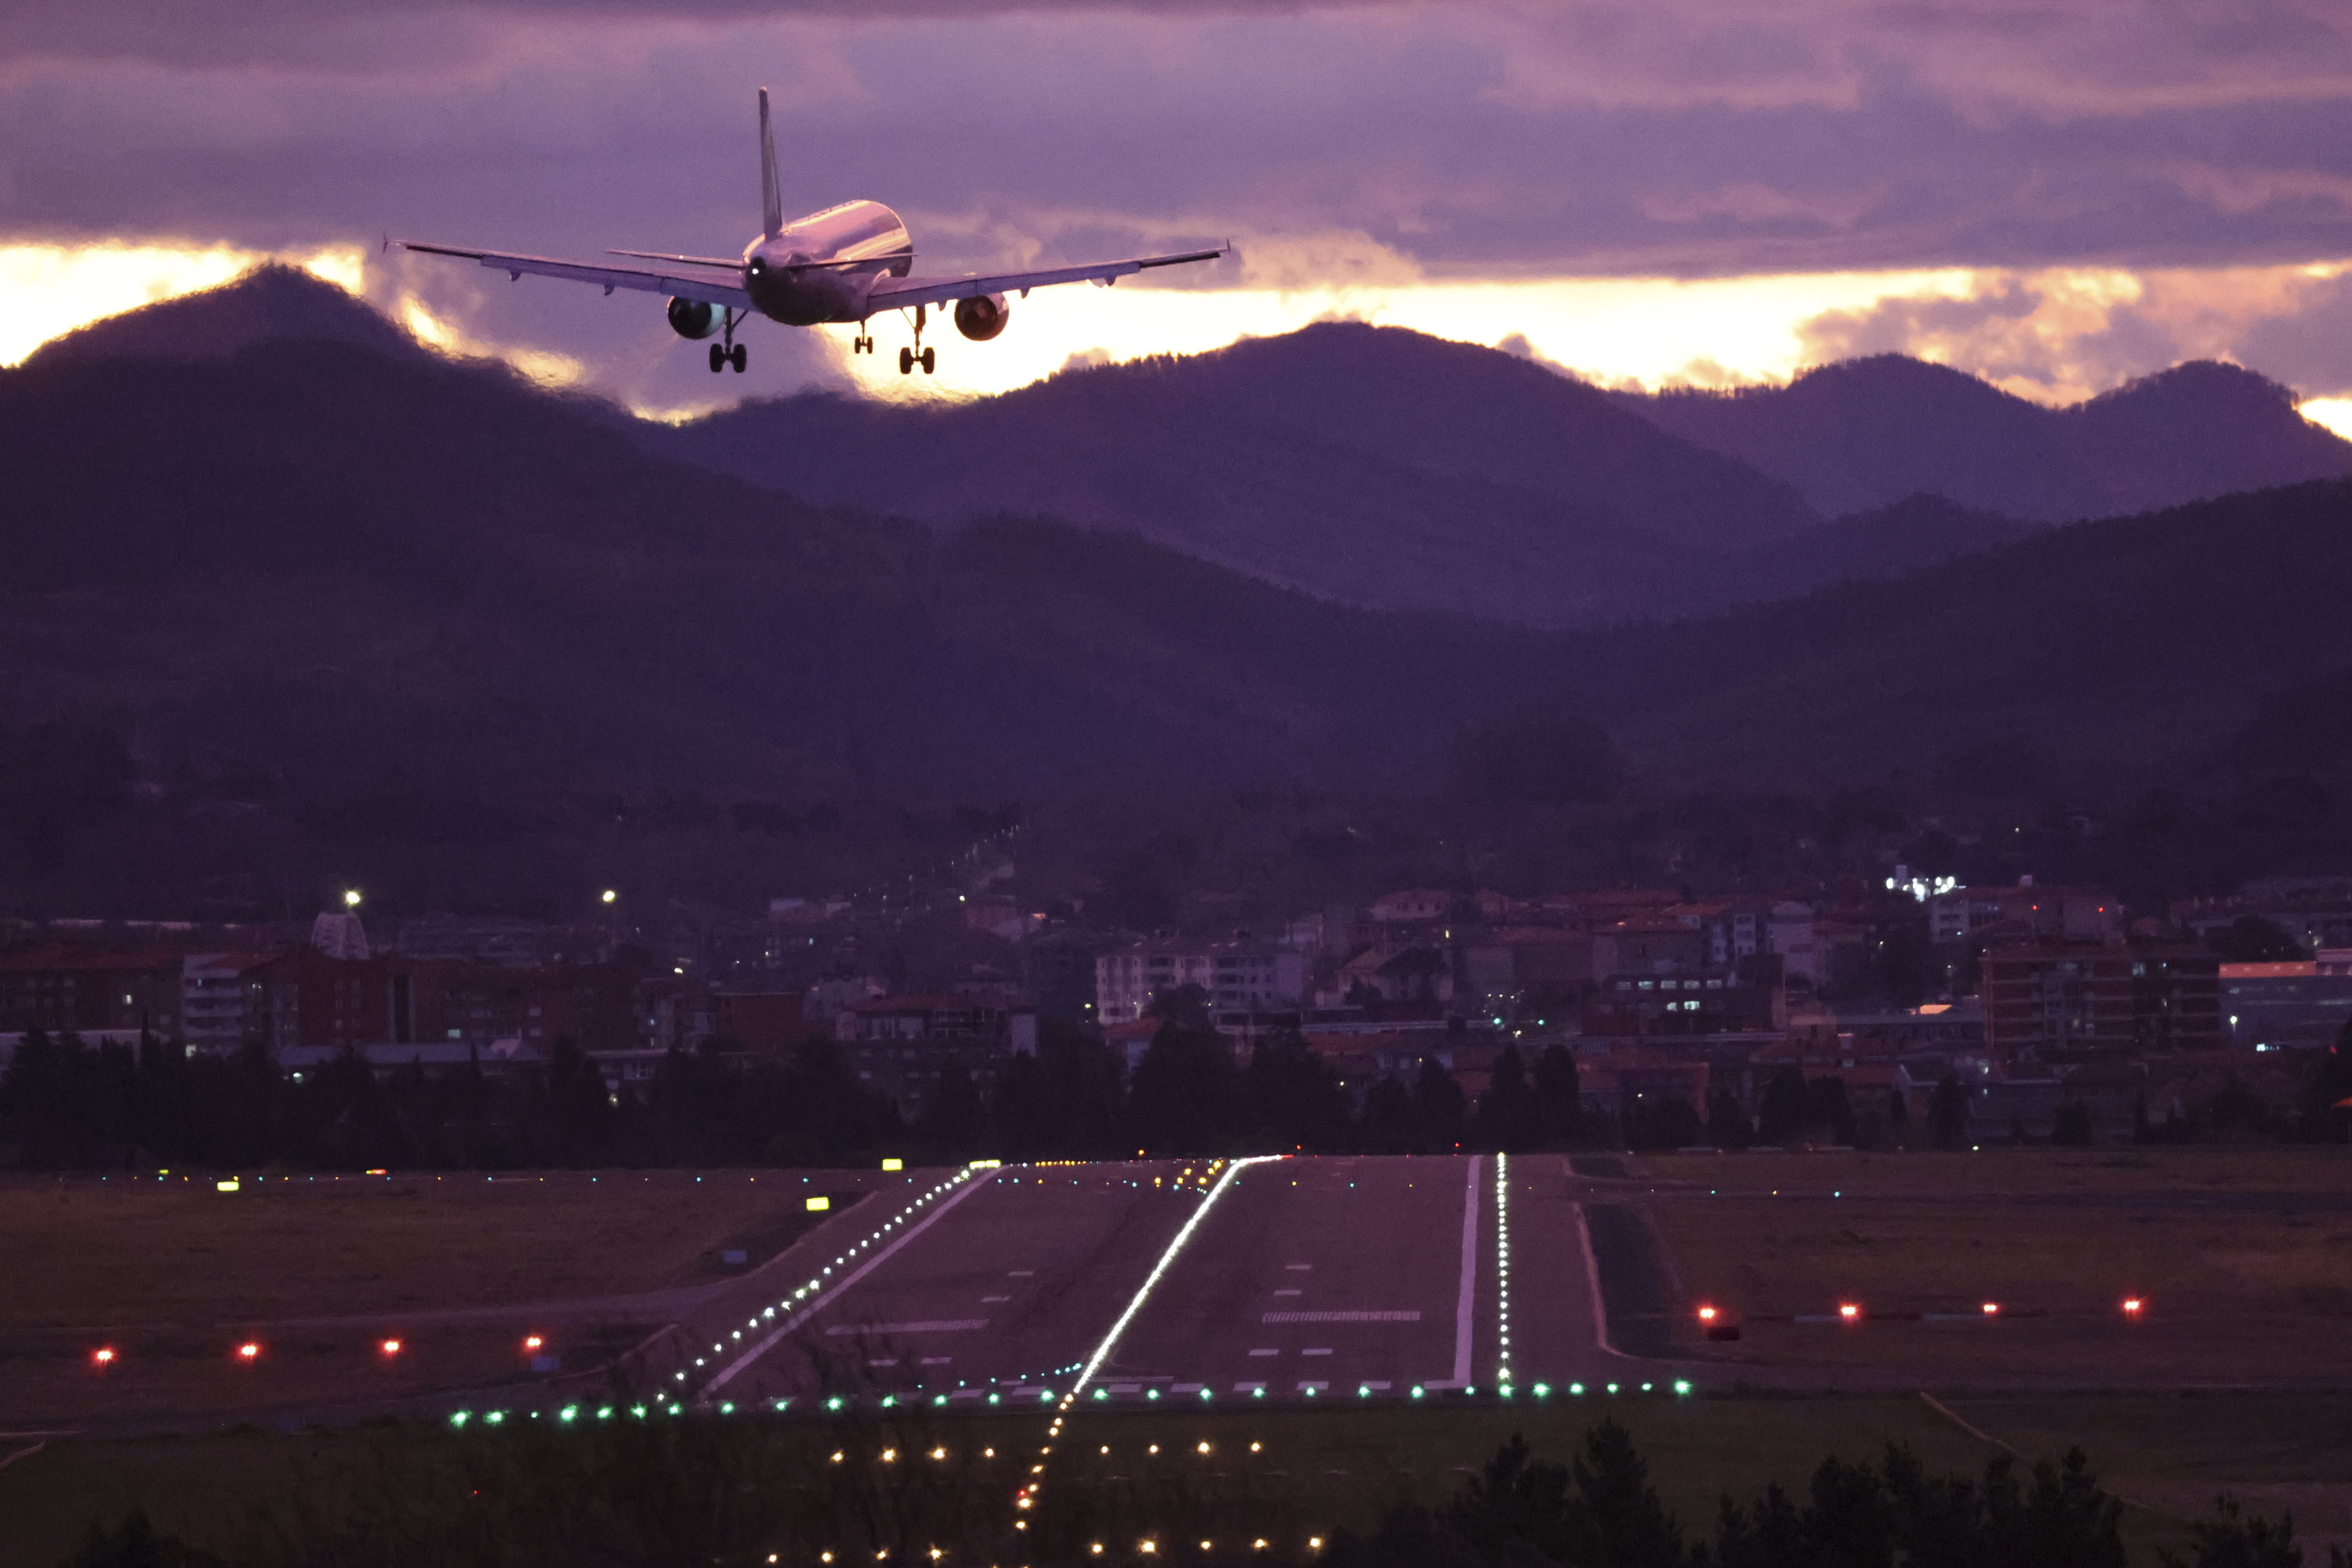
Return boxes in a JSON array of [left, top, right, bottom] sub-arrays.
[[1273, 1289, 1303, 1297], [699, 1167, 1000, 1399], [1248, 1348, 1279, 1356], [1286, 1264, 1312, 1271], [982, 1294, 1011, 1302]]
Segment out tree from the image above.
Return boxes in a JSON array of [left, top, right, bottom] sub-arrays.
[[1474, 1044, 1543, 1152], [1707, 1091, 1751, 1150], [2051, 1100, 2094, 1146], [1804, 1077, 1857, 1145], [2158, 1494, 2306, 1568], [2297, 1021, 2352, 1142], [1411, 1057, 1468, 1151], [1756, 1066, 1809, 1145], [1243, 1030, 1351, 1152], [2211, 914, 2305, 964], [543, 1036, 615, 1166], [1929, 1075, 1970, 1150], [1129, 991, 1246, 1154], [1533, 1044, 1582, 1146]]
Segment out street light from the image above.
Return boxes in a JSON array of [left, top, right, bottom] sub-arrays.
[[601, 889, 618, 904], [343, 889, 362, 908]]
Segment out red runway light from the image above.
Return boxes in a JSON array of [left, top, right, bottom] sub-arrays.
[[380, 1338, 403, 1357], [236, 1341, 261, 1362], [1696, 1305, 1718, 1323], [2122, 1298, 2144, 1316], [523, 1334, 545, 1352], [92, 1346, 116, 1367], [1981, 1302, 2000, 1316], [1838, 1303, 1862, 1322]]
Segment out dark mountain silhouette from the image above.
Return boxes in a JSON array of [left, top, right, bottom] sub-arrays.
[[1705, 493, 2038, 606], [12, 277, 2352, 818], [649, 321, 1826, 627], [1617, 354, 2352, 521], [25, 263, 425, 368], [0, 336, 1567, 807]]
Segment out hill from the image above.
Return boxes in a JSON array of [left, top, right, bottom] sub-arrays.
[[0, 336, 1570, 810], [651, 321, 1826, 627], [1616, 355, 2352, 522], [12, 276, 2352, 817], [24, 263, 426, 368]]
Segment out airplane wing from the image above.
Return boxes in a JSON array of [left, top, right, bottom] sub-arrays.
[[864, 245, 1226, 314], [393, 240, 751, 310]]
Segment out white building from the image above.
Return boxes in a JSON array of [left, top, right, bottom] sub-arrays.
[[1094, 938, 1307, 1024]]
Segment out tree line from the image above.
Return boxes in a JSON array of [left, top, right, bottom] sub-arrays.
[[7, 993, 2347, 1172]]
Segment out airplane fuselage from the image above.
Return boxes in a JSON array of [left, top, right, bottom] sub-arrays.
[[742, 199, 913, 325]]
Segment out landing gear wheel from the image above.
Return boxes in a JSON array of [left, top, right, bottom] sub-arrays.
[[730, 343, 748, 373], [898, 347, 914, 375], [709, 343, 726, 374], [920, 347, 936, 375]]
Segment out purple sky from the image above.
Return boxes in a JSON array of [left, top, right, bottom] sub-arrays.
[[5, 0, 2350, 412]]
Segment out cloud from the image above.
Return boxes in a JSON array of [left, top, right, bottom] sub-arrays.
[[1795, 261, 2352, 401]]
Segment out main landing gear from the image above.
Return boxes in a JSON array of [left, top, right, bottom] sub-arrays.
[[706, 310, 747, 374], [896, 303, 937, 376]]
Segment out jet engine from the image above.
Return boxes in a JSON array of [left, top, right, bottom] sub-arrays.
[[953, 293, 1011, 342], [667, 296, 722, 339]]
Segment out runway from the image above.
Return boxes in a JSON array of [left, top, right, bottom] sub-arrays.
[[681, 1154, 1642, 1410]]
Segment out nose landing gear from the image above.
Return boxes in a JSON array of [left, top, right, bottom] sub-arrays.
[[706, 309, 748, 373]]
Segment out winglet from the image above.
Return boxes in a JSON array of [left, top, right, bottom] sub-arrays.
[[758, 87, 783, 241]]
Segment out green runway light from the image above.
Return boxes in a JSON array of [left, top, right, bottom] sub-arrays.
[[1252, 1387, 1264, 1398], [1606, 1383, 1619, 1396], [631, 1405, 648, 1418], [1534, 1384, 1550, 1397], [560, 1406, 579, 1422], [485, 1411, 504, 1425], [827, 1397, 844, 1410], [449, 1411, 470, 1428], [1410, 1386, 1425, 1399], [597, 1406, 614, 1420], [1145, 1388, 1159, 1399], [1674, 1381, 1693, 1396], [1570, 1384, 1584, 1396], [1640, 1382, 1653, 1393], [719, 1403, 735, 1414], [1094, 1389, 1109, 1400]]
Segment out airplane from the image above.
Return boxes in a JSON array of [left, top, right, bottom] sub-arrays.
[[396, 88, 1226, 376]]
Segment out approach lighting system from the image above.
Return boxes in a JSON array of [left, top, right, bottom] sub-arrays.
[[601, 889, 618, 903], [1697, 1305, 1716, 1322]]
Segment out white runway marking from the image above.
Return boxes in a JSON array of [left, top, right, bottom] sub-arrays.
[[920, 1356, 953, 1365], [822, 1319, 987, 1336], [1273, 1288, 1303, 1297], [1446, 1156, 1482, 1388], [1287, 1263, 1312, 1271], [1009, 1270, 1034, 1276], [1261, 1310, 1421, 1323], [982, 1294, 1011, 1302], [1248, 1347, 1279, 1356], [1302, 1348, 1332, 1356]]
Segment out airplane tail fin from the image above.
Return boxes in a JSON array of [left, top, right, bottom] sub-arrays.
[[758, 87, 783, 240]]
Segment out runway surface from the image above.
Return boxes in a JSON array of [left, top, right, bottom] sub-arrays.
[[680, 1154, 1641, 1409]]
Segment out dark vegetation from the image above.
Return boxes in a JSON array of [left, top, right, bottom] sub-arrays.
[[0, 991, 1580, 1171], [53, 1415, 2332, 1568], [13, 1006, 2344, 1174]]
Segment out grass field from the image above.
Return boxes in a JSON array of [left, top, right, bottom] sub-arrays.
[[1630, 1147, 2352, 1385], [11, 1391, 2339, 1568], [0, 1169, 884, 1427]]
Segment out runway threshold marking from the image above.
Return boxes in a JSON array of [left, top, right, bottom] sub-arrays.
[[698, 1167, 1001, 1399]]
